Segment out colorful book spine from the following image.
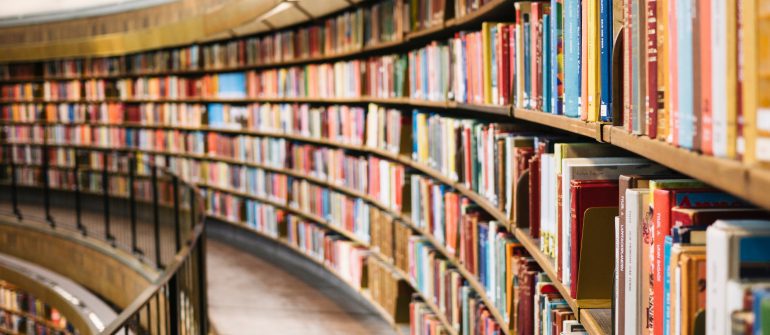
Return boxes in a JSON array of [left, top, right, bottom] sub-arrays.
[[598, 0, 612, 122], [563, 0, 581, 118]]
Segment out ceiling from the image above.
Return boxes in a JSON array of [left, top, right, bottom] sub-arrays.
[[0, 0, 176, 27]]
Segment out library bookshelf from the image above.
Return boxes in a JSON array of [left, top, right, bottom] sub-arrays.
[[1, 0, 767, 334]]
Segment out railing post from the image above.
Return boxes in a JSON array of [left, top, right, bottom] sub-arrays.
[[129, 154, 141, 255], [42, 130, 55, 228], [197, 231, 208, 334], [189, 191, 196, 244], [74, 150, 85, 236], [168, 273, 180, 335], [173, 175, 181, 253], [102, 151, 114, 245], [8, 145, 22, 221], [152, 165, 162, 269]]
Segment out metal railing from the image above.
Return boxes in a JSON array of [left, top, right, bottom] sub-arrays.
[[0, 141, 207, 335]]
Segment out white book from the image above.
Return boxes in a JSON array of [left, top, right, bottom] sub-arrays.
[[540, 153, 553, 254], [614, 215, 621, 335], [710, 0, 728, 157], [706, 220, 770, 335], [560, 158, 666, 287], [625, 187, 648, 335]]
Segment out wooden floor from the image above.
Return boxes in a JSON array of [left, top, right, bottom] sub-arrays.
[[206, 238, 397, 335]]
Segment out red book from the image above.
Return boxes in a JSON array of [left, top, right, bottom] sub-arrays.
[[671, 207, 770, 228], [531, 4, 545, 110], [516, 259, 541, 335], [646, 0, 658, 138], [569, 179, 619, 298], [528, 153, 541, 237]]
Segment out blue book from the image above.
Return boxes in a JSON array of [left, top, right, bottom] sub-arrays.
[[543, 14, 551, 114], [207, 103, 224, 127], [412, 110, 419, 159], [551, 0, 564, 115], [246, 200, 254, 227], [663, 236, 673, 335], [478, 223, 488, 289], [599, 0, 613, 121], [563, 0, 581, 118], [126, 128, 135, 147], [217, 72, 246, 98], [676, 0, 694, 148], [753, 288, 770, 335]]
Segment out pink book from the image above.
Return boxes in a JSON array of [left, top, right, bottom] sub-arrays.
[[667, 0, 679, 145]]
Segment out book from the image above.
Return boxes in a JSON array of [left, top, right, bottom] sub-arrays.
[[707, 220, 770, 334]]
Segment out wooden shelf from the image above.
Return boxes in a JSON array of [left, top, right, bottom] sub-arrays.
[[512, 108, 603, 140], [603, 125, 770, 209]]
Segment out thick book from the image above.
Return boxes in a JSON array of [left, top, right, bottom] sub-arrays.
[[569, 179, 619, 298], [624, 188, 650, 335]]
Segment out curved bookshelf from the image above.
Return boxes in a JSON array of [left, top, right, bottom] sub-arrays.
[[3, 0, 768, 333], [0, 0, 513, 84]]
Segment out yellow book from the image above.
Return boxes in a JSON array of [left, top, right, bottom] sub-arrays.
[[446, 119, 457, 180], [741, 0, 770, 165], [482, 22, 494, 104], [586, 0, 601, 121]]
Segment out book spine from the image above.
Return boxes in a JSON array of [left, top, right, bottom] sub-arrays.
[[699, 0, 713, 155], [551, 0, 564, 115], [624, 0, 633, 130], [564, 0, 580, 118], [543, 14, 552, 114], [667, 0, 679, 145], [587, 0, 600, 122], [580, 0, 589, 120], [599, 0, 612, 122], [676, 0, 695, 149], [646, 0, 659, 137], [711, 0, 727, 157]]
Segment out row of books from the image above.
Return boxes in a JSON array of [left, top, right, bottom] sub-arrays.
[[0, 281, 75, 334], [125, 46, 201, 74], [1, 103, 126, 124], [0, 58, 122, 80], [0, 80, 117, 101], [43, 58, 123, 78], [509, 0, 770, 165]]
